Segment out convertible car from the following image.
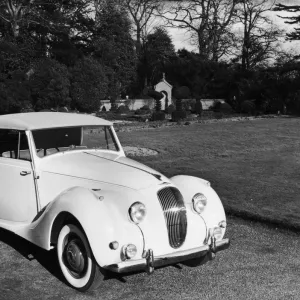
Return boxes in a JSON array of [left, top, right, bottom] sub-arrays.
[[0, 112, 229, 291]]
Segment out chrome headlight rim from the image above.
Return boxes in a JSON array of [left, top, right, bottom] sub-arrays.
[[192, 193, 207, 214], [129, 201, 147, 224]]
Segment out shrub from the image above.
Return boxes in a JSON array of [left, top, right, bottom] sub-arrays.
[[182, 101, 191, 112], [167, 104, 176, 114], [219, 102, 232, 114], [195, 99, 203, 115], [211, 100, 222, 112], [155, 98, 162, 112], [117, 105, 130, 114], [241, 100, 256, 115], [140, 105, 150, 111], [135, 109, 146, 115], [172, 110, 187, 121], [152, 111, 165, 121]]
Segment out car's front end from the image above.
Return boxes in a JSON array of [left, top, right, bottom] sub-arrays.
[[100, 177, 230, 275]]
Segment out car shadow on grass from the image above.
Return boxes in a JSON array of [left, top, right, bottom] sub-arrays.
[[0, 228, 66, 284], [0, 227, 128, 287]]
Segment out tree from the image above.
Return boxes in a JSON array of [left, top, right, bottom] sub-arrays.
[[142, 26, 175, 86], [29, 59, 71, 111], [93, 1, 136, 107], [274, 3, 300, 40], [121, 0, 162, 54], [0, 70, 31, 114], [235, 0, 283, 70], [70, 57, 108, 113], [165, 49, 232, 99], [158, 0, 239, 61]]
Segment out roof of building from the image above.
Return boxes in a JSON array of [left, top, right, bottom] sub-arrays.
[[0, 112, 112, 130]]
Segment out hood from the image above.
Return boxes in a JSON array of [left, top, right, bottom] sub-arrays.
[[39, 151, 169, 190]]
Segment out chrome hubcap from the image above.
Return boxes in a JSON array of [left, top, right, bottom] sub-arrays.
[[63, 235, 87, 279]]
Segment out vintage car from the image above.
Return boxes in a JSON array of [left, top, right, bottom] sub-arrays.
[[0, 112, 229, 291]]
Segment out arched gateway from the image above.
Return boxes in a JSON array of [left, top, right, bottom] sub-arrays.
[[154, 73, 173, 110]]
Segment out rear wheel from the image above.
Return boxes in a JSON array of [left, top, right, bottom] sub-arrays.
[[57, 224, 104, 291]]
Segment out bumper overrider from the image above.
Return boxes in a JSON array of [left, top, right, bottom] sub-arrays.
[[104, 237, 230, 274]]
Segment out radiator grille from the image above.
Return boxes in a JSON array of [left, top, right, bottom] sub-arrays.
[[157, 187, 187, 249]]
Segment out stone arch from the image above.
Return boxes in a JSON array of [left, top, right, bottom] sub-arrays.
[[155, 74, 173, 110], [161, 91, 169, 111]]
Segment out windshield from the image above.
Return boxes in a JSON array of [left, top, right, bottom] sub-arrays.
[[32, 125, 119, 158]]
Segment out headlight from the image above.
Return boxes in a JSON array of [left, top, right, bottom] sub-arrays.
[[192, 193, 207, 214], [129, 202, 146, 224]]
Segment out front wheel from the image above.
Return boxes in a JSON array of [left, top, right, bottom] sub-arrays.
[[57, 224, 104, 291]]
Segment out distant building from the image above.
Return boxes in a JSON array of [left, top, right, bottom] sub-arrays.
[[155, 73, 173, 110]]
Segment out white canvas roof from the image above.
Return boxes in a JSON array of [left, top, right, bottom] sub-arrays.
[[0, 112, 112, 130]]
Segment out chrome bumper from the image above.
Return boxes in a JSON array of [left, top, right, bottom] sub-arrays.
[[104, 238, 230, 274]]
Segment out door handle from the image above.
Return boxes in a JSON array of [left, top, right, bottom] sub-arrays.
[[20, 170, 31, 176]]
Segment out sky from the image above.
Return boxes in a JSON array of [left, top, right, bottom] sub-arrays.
[[162, 0, 300, 55]]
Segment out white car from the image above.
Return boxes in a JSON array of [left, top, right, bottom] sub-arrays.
[[0, 112, 229, 291]]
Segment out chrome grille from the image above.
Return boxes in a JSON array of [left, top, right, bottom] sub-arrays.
[[157, 187, 187, 249]]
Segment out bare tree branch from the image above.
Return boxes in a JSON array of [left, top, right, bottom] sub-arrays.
[[157, 0, 239, 61]]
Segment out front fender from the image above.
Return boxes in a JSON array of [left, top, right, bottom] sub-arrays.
[[30, 186, 144, 267], [170, 175, 226, 231]]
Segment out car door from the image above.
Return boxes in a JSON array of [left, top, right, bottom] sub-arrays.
[[0, 130, 37, 223]]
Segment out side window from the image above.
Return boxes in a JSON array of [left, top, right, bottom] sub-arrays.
[[0, 130, 31, 161]]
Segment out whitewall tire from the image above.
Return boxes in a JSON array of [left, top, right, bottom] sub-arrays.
[[57, 224, 104, 291]]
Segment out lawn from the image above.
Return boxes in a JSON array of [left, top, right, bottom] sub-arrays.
[[116, 117, 300, 229]]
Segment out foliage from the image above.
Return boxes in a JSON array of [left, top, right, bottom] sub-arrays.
[[29, 59, 70, 111], [286, 91, 300, 115], [135, 109, 150, 115], [173, 86, 190, 100], [195, 99, 203, 115], [173, 86, 190, 120], [155, 99, 161, 112], [70, 57, 108, 113], [167, 104, 176, 114], [142, 27, 176, 86], [166, 50, 233, 99], [152, 111, 165, 121], [93, 2, 137, 100], [140, 105, 150, 111], [219, 102, 232, 114], [211, 101, 222, 112], [0, 70, 31, 114], [117, 105, 130, 113], [172, 110, 187, 121], [241, 100, 256, 115]]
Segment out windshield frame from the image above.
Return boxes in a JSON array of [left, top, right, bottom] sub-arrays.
[[29, 125, 124, 160]]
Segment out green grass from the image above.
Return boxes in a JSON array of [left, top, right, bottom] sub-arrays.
[[117, 117, 300, 229]]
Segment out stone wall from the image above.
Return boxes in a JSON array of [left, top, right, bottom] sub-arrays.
[[99, 98, 225, 111]]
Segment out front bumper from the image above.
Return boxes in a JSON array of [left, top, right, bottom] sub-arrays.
[[104, 238, 230, 274]]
